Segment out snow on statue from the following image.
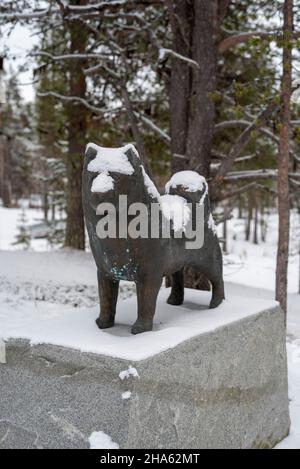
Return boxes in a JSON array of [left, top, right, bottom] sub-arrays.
[[82, 143, 224, 334]]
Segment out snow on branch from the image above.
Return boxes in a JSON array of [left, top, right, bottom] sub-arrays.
[[218, 28, 300, 53], [290, 178, 300, 187], [31, 51, 110, 62], [215, 120, 252, 131], [84, 63, 103, 75], [0, 7, 53, 20], [211, 150, 227, 160], [136, 113, 171, 143], [223, 170, 300, 182], [218, 31, 276, 53], [235, 154, 257, 163], [224, 169, 278, 181], [159, 48, 200, 69], [0, 0, 162, 20], [64, 0, 163, 13]]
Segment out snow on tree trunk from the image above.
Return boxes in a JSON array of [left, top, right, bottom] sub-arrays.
[[276, 0, 293, 320]]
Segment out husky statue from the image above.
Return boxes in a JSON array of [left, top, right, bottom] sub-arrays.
[[82, 143, 224, 334]]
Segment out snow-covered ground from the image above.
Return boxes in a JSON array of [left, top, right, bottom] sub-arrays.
[[0, 204, 299, 448], [0, 203, 49, 251]]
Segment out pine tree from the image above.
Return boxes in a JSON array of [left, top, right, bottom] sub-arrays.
[[14, 207, 31, 249]]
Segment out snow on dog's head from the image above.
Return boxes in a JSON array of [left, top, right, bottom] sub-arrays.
[[165, 170, 208, 205], [85, 143, 140, 193], [165, 171, 207, 194], [86, 143, 138, 175]]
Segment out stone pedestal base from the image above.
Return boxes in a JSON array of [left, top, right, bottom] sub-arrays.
[[0, 290, 290, 449]]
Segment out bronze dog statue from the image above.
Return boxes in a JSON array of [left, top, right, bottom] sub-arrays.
[[82, 143, 224, 334]]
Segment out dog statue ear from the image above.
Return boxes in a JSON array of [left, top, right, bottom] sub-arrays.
[[84, 145, 98, 170], [124, 145, 141, 173]]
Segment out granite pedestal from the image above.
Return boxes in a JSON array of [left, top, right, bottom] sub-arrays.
[[0, 289, 290, 449]]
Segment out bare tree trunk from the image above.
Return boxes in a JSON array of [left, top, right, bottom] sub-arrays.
[[253, 203, 258, 245], [0, 57, 11, 208], [0, 57, 3, 200], [238, 197, 243, 219], [64, 0, 88, 250], [0, 136, 12, 208], [186, 0, 217, 176], [260, 200, 267, 243], [168, 0, 192, 174], [276, 0, 293, 320], [0, 135, 4, 201], [298, 212, 300, 294], [299, 252, 300, 295], [2, 136, 12, 207], [167, 0, 220, 292], [43, 191, 49, 223], [245, 194, 253, 241], [223, 217, 228, 253]]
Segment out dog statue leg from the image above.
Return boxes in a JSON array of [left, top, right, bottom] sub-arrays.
[[209, 277, 225, 309], [167, 268, 184, 306], [96, 268, 119, 329], [132, 275, 163, 335]]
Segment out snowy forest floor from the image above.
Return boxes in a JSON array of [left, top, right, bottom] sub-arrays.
[[0, 204, 299, 449]]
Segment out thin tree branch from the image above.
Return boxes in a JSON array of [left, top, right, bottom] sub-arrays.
[[218, 31, 274, 53], [37, 91, 103, 114], [213, 182, 258, 202], [136, 113, 171, 143], [218, 28, 300, 53], [215, 101, 279, 180], [215, 117, 300, 163]]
